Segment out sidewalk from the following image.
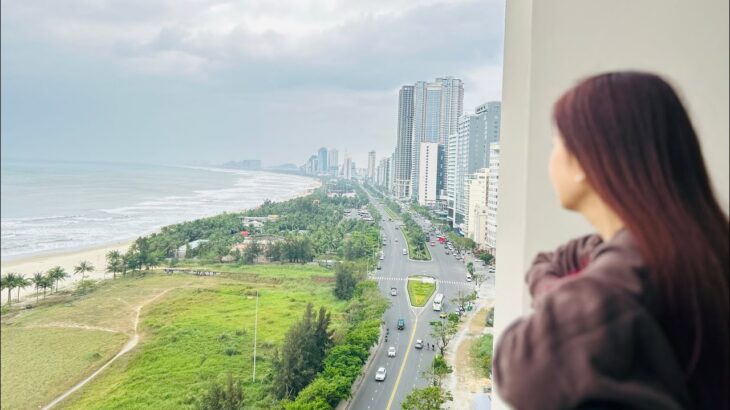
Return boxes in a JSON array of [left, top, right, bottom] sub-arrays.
[[444, 276, 495, 409]]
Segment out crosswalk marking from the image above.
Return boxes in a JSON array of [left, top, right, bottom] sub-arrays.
[[370, 276, 471, 286]]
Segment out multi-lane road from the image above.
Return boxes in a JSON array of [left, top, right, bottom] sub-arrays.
[[350, 198, 474, 410]]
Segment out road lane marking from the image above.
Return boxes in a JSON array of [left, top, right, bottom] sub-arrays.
[[386, 317, 418, 410]]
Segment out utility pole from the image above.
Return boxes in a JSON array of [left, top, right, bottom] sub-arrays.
[[253, 290, 259, 382]]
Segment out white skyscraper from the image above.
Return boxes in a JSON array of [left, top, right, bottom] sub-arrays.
[[410, 77, 464, 201], [486, 143, 500, 252], [367, 150, 376, 181], [328, 149, 339, 175], [394, 86, 415, 199], [417, 142, 440, 206], [342, 154, 353, 180]]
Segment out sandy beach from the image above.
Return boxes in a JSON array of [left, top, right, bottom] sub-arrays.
[[0, 240, 134, 305], [0, 178, 321, 305]]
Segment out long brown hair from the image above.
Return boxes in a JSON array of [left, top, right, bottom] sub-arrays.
[[553, 71, 729, 408]]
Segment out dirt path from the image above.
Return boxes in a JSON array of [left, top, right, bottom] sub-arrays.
[[445, 301, 494, 409], [40, 288, 174, 410]]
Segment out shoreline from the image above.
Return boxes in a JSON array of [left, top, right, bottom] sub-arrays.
[[0, 178, 321, 304]]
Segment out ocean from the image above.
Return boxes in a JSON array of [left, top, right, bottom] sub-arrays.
[[0, 159, 318, 261]]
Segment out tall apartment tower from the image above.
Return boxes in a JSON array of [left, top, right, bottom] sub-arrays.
[[394, 86, 415, 199], [328, 149, 339, 175], [486, 142, 500, 253], [367, 150, 376, 181], [342, 154, 353, 180], [417, 142, 441, 206], [475, 101, 502, 166], [410, 77, 464, 201], [317, 147, 328, 173]]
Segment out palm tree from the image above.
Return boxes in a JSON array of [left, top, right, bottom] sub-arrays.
[[31, 272, 45, 303], [47, 266, 69, 293], [41, 275, 53, 299], [74, 261, 95, 281], [105, 250, 122, 280], [1, 273, 15, 306], [15, 274, 31, 302]]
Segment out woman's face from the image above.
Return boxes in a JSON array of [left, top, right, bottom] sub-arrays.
[[549, 132, 589, 210]]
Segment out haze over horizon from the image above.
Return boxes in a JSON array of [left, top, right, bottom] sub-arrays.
[[1, 0, 505, 167]]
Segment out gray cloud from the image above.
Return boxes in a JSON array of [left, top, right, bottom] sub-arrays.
[[1, 0, 504, 167]]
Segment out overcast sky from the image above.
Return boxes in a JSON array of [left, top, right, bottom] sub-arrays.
[[1, 0, 505, 167]]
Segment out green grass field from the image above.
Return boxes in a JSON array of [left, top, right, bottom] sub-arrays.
[[0, 328, 127, 410], [1, 264, 347, 410], [406, 277, 436, 307]]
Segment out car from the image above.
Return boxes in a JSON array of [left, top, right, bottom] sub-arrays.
[[397, 318, 405, 330], [390, 287, 398, 296], [388, 346, 396, 357], [430, 242, 435, 247], [466, 274, 473, 282], [394, 238, 398, 242], [377, 264, 382, 270], [439, 312, 448, 319], [445, 251, 450, 255], [402, 248, 407, 255], [415, 339, 423, 349], [380, 254, 384, 260], [375, 367, 387, 381]]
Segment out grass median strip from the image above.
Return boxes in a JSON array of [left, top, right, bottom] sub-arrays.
[[407, 277, 436, 307]]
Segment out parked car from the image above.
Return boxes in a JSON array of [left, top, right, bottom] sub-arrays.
[[445, 251, 450, 255], [402, 248, 407, 255], [439, 312, 448, 319], [375, 367, 387, 381], [388, 346, 396, 357], [466, 274, 473, 282], [415, 339, 424, 349], [397, 318, 405, 330], [390, 287, 398, 296]]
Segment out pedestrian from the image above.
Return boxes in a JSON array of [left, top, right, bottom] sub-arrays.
[[493, 72, 729, 410]]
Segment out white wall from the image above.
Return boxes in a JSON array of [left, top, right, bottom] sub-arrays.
[[493, 1, 729, 408]]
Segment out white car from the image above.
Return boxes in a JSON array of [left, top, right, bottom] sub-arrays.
[[402, 248, 407, 255], [388, 346, 396, 357], [415, 339, 424, 349], [375, 367, 387, 381], [466, 274, 473, 282]]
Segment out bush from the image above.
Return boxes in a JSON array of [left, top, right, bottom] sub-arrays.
[[471, 334, 494, 378], [74, 280, 98, 296], [197, 373, 244, 410]]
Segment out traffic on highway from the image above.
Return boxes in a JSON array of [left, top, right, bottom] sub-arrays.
[[349, 195, 476, 410]]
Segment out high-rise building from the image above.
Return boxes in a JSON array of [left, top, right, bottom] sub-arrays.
[[417, 142, 441, 206], [376, 157, 390, 188], [486, 143, 500, 253], [343, 154, 353, 180], [328, 149, 339, 175], [475, 101, 502, 166], [394, 85, 415, 199], [317, 147, 328, 173], [466, 168, 489, 244], [367, 150, 376, 181], [451, 113, 487, 227], [389, 150, 396, 193], [410, 77, 464, 201]]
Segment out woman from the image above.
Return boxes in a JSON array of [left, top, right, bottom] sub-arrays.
[[493, 72, 729, 409]]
